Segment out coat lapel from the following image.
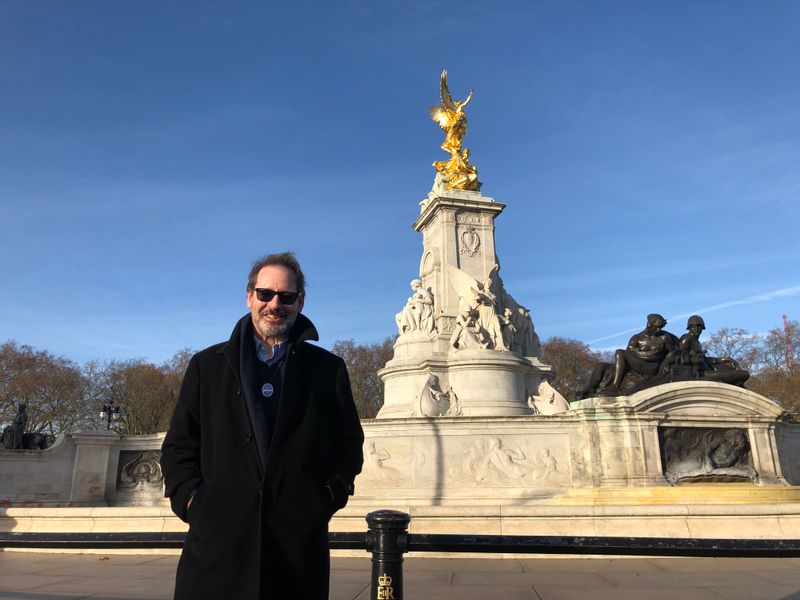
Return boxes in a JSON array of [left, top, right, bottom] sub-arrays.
[[263, 343, 308, 477], [221, 315, 267, 473], [224, 313, 320, 478]]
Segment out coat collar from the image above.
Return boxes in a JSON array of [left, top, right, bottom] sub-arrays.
[[219, 312, 319, 371]]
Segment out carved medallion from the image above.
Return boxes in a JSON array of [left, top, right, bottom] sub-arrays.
[[459, 226, 481, 257]]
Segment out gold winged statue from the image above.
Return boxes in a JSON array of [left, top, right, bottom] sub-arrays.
[[430, 69, 480, 191]]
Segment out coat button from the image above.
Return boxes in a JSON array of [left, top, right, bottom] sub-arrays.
[[244, 434, 253, 443]]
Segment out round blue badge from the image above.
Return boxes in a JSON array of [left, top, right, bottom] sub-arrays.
[[261, 383, 274, 398]]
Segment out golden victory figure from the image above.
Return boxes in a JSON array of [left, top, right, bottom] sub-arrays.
[[430, 69, 480, 191]]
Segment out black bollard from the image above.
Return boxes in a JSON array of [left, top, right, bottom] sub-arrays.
[[366, 509, 410, 600]]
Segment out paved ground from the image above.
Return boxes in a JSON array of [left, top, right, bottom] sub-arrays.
[[1, 552, 800, 599]]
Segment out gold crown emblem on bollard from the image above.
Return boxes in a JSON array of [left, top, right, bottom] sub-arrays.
[[378, 574, 393, 586]]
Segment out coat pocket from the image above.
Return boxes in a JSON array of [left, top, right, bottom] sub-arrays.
[[186, 485, 206, 525]]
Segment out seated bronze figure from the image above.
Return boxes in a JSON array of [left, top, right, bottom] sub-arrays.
[[579, 314, 748, 398]]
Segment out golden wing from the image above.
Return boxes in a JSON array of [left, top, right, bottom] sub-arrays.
[[429, 104, 454, 130], [440, 69, 456, 111]]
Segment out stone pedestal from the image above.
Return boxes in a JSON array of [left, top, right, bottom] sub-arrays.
[[1, 384, 798, 543], [378, 180, 557, 418], [414, 185, 505, 342], [360, 382, 798, 514], [446, 350, 537, 416], [68, 431, 119, 506]]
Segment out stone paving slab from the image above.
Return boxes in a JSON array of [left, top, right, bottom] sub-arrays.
[[1, 552, 800, 600]]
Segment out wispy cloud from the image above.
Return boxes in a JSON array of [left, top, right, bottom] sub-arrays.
[[588, 285, 800, 345], [669, 286, 800, 321]]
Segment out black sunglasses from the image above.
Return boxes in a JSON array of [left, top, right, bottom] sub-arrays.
[[254, 288, 300, 305]]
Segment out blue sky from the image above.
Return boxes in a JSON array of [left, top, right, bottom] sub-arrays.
[[1, 1, 798, 365]]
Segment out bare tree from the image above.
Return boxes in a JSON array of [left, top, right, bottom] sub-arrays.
[[92, 348, 196, 435], [758, 319, 800, 371], [97, 360, 173, 435], [702, 327, 762, 373], [163, 347, 194, 410], [541, 337, 609, 402], [332, 337, 395, 419], [746, 319, 800, 413], [0, 341, 89, 435]]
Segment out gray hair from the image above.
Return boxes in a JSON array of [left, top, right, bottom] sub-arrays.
[[246, 251, 306, 295]]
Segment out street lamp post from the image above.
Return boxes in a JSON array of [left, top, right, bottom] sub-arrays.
[[99, 401, 120, 430]]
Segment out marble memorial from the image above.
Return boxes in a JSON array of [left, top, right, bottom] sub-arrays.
[[1, 71, 799, 546], [378, 70, 564, 419]]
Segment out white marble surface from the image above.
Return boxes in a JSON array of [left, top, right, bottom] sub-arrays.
[[380, 188, 552, 419]]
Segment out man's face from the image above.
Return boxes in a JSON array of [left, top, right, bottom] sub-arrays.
[[247, 265, 304, 343]]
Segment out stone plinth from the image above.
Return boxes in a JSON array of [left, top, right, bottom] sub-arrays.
[[0, 431, 165, 508], [1, 382, 799, 547], [572, 381, 791, 487], [414, 188, 505, 338], [379, 182, 554, 418], [363, 382, 798, 507], [69, 432, 120, 506], [445, 349, 537, 416], [0, 435, 76, 506]]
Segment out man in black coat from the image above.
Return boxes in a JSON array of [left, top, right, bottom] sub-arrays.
[[161, 252, 364, 600]]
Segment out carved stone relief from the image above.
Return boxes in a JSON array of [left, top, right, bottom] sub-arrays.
[[777, 429, 800, 485], [458, 226, 481, 257], [116, 450, 164, 491], [437, 315, 457, 334], [460, 437, 559, 483], [364, 442, 405, 481], [527, 380, 570, 415], [415, 374, 461, 417], [359, 441, 421, 487], [660, 427, 758, 484]]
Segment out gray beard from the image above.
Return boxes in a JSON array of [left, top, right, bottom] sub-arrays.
[[256, 312, 298, 341]]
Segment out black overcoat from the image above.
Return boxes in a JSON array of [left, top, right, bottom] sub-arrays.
[[161, 314, 364, 600]]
